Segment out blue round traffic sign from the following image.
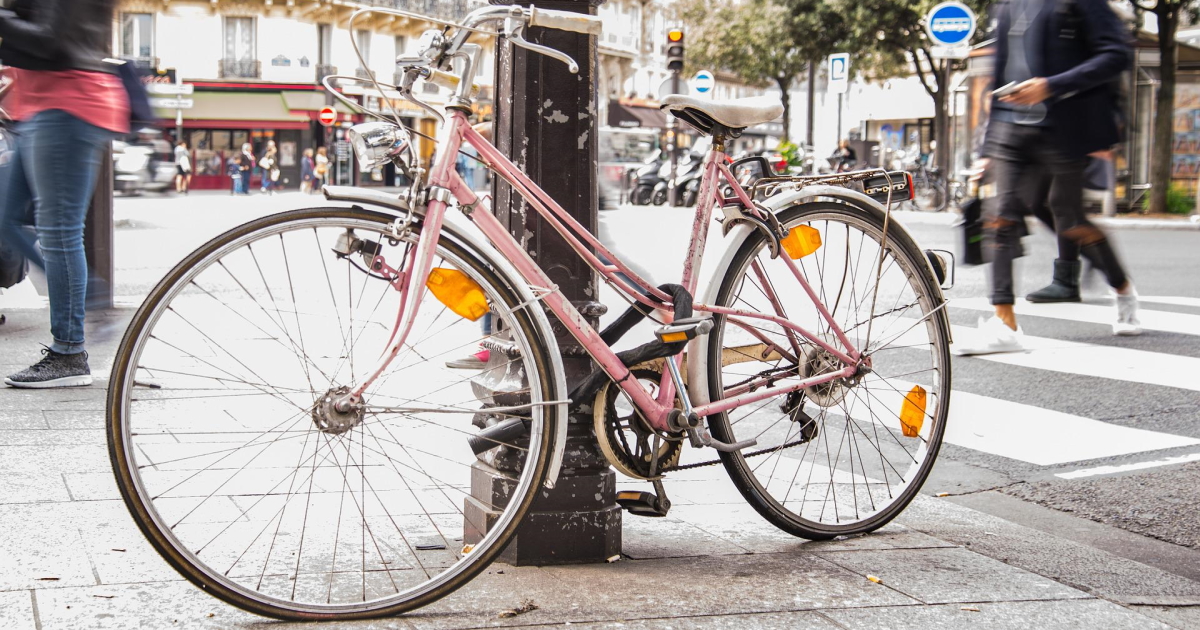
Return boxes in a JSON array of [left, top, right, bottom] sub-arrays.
[[693, 70, 715, 94], [925, 2, 976, 47]]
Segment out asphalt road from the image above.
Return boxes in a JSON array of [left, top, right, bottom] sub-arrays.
[[37, 190, 1200, 591]]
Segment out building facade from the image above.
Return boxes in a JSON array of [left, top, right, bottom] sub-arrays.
[[115, 0, 490, 189]]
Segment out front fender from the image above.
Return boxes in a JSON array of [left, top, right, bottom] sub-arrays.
[[322, 186, 570, 490]]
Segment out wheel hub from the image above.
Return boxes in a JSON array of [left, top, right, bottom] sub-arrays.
[[801, 346, 859, 408], [312, 386, 364, 435]]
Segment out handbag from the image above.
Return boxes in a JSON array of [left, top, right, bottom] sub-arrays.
[[958, 196, 984, 266], [0, 237, 28, 290], [112, 60, 155, 127]]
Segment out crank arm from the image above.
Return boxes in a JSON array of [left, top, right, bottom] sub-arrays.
[[686, 427, 757, 453]]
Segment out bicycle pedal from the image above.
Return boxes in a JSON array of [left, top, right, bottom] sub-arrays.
[[616, 490, 670, 517], [654, 316, 713, 344]]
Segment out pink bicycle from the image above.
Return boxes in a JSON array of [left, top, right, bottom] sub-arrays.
[[108, 5, 952, 620]]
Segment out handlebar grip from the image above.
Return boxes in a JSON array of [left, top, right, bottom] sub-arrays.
[[528, 7, 603, 35], [425, 69, 482, 98]]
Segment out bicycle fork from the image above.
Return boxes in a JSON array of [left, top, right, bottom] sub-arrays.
[[332, 196, 451, 412]]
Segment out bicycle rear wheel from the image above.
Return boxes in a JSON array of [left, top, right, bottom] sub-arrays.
[[107, 207, 560, 619], [704, 201, 951, 539]]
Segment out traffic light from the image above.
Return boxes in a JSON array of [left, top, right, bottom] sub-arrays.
[[666, 29, 684, 72]]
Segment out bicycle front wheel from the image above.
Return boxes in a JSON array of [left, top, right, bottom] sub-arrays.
[[107, 207, 560, 620], [705, 201, 951, 539]]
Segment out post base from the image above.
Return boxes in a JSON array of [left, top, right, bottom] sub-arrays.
[[464, 458, 621, 566]]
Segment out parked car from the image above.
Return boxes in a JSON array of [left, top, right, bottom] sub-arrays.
[[114, 129, 176, 195]]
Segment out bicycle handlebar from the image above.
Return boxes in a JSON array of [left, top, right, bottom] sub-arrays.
[[528, 7, 603, 35], [425, 68, 482, 98]]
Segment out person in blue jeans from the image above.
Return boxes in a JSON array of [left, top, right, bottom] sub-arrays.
[[0, 0, 130, 388]]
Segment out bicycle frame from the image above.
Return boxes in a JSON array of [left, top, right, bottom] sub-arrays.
[[353, 108, 863, 434]]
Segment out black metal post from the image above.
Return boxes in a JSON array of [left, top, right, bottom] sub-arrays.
[[667, 71, 680, 206], [464, 0, 621, 565]]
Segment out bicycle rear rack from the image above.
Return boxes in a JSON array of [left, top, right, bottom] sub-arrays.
[[749, 169, 914, 206]]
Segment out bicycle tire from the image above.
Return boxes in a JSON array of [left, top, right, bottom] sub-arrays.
[[107, 206, 560, 620], [705, 201, 951, 539]]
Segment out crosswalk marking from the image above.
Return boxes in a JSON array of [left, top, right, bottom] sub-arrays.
[[951, 297, 1200, 337], [1139, 296, 1200, 309], [848, 377, 1200, 466], [1056, 452, 1200, 479], [949, 323, 1200, 393], [942, 390, 1200, 465], [874, 297, 1200, 466], [881, 314, 1200, 393]]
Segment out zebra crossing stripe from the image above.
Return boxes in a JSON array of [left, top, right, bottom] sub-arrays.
[[951, 297, 1200, 337], [849, 377, 1200, 466]]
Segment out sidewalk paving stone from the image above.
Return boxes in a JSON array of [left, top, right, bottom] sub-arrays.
[[824, 599, 1175, 630], [404, 553, 915, 630], [498, 611, 844, 629], [816, 546, 1090, 605], [0, 590, 36, 630]]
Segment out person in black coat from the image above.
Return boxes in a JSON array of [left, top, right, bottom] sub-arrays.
[[955, 0, 1141, 356]]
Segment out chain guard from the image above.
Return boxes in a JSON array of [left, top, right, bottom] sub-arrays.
[[593, 365, 684, 480]]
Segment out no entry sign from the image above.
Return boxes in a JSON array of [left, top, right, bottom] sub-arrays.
[[319, 106, 337, 127]]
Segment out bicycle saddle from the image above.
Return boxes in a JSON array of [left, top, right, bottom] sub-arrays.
[[661, 95, 784, 135]]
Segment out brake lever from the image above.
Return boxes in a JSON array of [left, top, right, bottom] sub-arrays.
[[509, 30, 579, 73]]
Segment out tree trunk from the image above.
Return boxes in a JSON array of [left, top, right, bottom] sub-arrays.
[[1149, 7, 1178, 215], [776, 76, 792, 143], [933, 62, 949, 176], [806, 63, 816, 147]]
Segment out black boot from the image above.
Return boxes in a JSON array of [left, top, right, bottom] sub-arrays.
[[1026, 259, 1082, 303]]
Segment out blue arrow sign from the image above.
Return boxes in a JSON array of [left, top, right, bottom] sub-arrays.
[[925, 2, 976, 48]]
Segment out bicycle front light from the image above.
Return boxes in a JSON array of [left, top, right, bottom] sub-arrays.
[[348, 122, 412, 172]]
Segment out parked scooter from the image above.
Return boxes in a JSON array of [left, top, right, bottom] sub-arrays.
[[651, 138, 711, 206], [628, 151, 665, 205]]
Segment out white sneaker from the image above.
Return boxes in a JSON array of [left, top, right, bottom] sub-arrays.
[[1113, 287, 1142, 336], [952, 316, 1025, 356]]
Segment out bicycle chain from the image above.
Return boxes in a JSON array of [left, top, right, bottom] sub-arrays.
[[660, 437, 814, 472]]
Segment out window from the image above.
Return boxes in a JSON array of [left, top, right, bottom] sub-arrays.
[[120, 13, 154, 59], [394, 35, 407, 60], [224, 17, 256, 62], [318, 24, 333, 66], [355, 30, 372, 68]]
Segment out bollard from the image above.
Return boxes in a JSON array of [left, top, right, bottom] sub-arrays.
[[463, 0, 621, 565], [84, 152, 115, 310]]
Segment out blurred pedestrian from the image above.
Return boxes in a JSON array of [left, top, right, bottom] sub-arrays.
[[955, 0, 1138, 356], [300, 147, 315, 194], [831, 139, 857, 173], [259, 140, 279, 195], [313, 146, 329, 192], [227, 155, 244, 195], [238, 142, 255, 194], [0, 0, 130, 388], [174, 140, 191, 195]]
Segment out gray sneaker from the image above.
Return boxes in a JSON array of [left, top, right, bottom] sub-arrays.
[[5, 347, 93, 388]]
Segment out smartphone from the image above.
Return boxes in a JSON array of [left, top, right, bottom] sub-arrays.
[[993, 81, 1020, 97]]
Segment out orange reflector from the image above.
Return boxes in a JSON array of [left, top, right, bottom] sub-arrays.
[[660, 331, 688, 343], [899, 385, 926, 438], [781, 225, 822, 259], [426, 268, 489, 321]]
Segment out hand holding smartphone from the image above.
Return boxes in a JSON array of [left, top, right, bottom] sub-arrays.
[[993, 81, 1019, 97]]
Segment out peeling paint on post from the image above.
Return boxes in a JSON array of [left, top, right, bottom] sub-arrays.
[[463, 0, 620, 566]]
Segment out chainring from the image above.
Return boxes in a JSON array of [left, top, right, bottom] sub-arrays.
[[593, 365, 684, 480]]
